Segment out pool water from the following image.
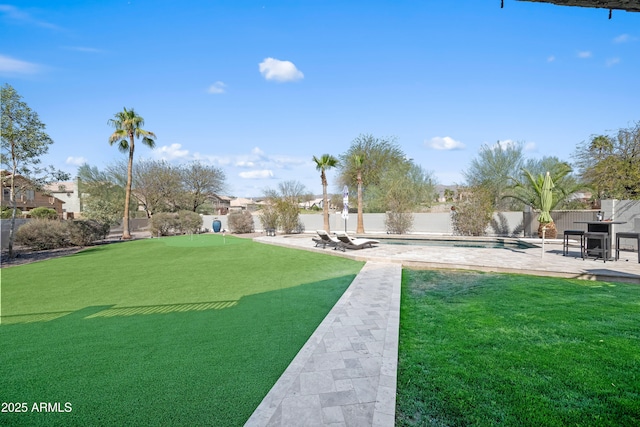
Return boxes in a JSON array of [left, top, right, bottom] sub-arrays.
[[377, 237, 537, 250]]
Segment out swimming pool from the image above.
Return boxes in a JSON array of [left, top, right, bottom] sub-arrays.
[[375, 236, 537, 250]]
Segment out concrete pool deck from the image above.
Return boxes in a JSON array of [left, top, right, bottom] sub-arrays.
[[254, 234, 640, 284], [245, 234, 639, 427]]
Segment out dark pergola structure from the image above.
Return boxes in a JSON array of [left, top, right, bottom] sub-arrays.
[[515, 0, 640, 13]]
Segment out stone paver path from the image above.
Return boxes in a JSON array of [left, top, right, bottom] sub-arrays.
[[245, 261, 401, 427]]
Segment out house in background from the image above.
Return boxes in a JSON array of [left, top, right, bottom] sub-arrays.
[[209, 194, 231, 215], [1, 172, 65, 217], [44, 179, 82, 219]]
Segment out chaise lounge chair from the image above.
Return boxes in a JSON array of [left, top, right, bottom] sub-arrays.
[[335, 232, 379, 251], [312, 230, 340, 249]]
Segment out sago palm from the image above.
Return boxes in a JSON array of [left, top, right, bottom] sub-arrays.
[[313, 154, 338, 233], [108, 108, 156, 239]]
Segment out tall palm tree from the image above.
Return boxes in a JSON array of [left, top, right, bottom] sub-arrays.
[[353, 154, 365, 233], [313, 154, 338, 233], [108, 108, 156, 239]]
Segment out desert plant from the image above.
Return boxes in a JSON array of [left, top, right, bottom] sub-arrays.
[[385, 211, 413, 234], [1, 207, 21, 219], [259, 204, 279, 231], [15, 219, 69, 250], [67, 220, 110, 246], [176, 210, 203, 234], [227, 210, 255, 234], [451, 186, 494, 236], [29, 207, 59, 220], [150, 212, 179, 236]]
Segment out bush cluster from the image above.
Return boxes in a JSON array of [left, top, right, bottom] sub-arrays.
[[1, 207, 22, 219], [150, 210, 203, 236], [385, 211, 413, 234], [30, 207, 59, 220], [15, 219, 110, 250], [227, 210, 255, 234]]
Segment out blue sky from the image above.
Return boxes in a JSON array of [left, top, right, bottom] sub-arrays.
[[2, 1, 638, 197]]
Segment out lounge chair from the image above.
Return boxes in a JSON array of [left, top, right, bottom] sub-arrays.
[[312, 230, 340, 249], [335, 232, 379, 251]]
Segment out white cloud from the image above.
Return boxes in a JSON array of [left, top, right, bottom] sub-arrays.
[[605, 57, 620, 67], [524, 142, 537, 152], [427, 136, 465, 151], [66, 156, 87, 166], [0, 4, 60, 30], [259, 57, 304, 82], [155, 143, 190, 160], [547, 55, 555, 63], [239, 170, 274, 179], [613, 34, 631, 43], [577, 51, 592, 59], [0, 54, 40, 75], [207, 81, 226, 94], [62, 46, 103, 53], [235, 160, 256, 168]]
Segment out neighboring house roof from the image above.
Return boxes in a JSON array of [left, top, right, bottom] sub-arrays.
[[44, 181, 77, 194], [230, 197, 257, 208]]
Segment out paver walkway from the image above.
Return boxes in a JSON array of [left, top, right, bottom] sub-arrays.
[[245, 261, 402, 427]]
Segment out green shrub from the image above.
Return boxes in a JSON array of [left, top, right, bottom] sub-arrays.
[[385, 211, 413, 234], [258, 205, 279, 231], [29, 207, 59, 220], [176, 210, 203, 234], [1, 206, 22, 219], [150, 212, 179, 236], [68, 220, 110, 246], [15, 219, 69, 250], [228, 210, 255, 234], [451, 186, 494, 236]]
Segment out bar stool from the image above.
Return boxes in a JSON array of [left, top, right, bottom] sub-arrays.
[[615, 232, 640, 263], [563, 230, 585, 257], [584, 232, 609, 262]]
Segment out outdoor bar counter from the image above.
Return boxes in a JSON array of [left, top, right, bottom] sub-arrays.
[[575, 221, 626, 261]]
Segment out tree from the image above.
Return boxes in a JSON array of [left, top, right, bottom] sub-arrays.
[[262, 180, 307, 234], [504, 161, 586, 238], [462, 141, 525, 211], [312, 154, 338, 232], [77, 163, 135, 226], [338, 134, 409, 227], [573, 122, 640, 200], [108, 108, 156, 239], [1, 84, 68, 257], [179, 161, 226, 212], [368, 163, 437, 233], [130, 159, 181, 217], [508, 157, 588, 209]]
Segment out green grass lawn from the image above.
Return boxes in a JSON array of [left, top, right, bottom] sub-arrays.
[[396, 269, 640, 426], [0, 234, 364, 426]]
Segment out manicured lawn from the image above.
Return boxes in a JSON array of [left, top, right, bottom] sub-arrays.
[[396, 269, 640, 426], [0, 234, 364, 426]]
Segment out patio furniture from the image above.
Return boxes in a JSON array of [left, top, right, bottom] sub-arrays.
[[615, 232, 640, 263], [583, 232, 609, 262], [313, 230, 340, 249], [335, 233, 379, 252], [575, 221, 625, 261], [563, 230, 585, 257]]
